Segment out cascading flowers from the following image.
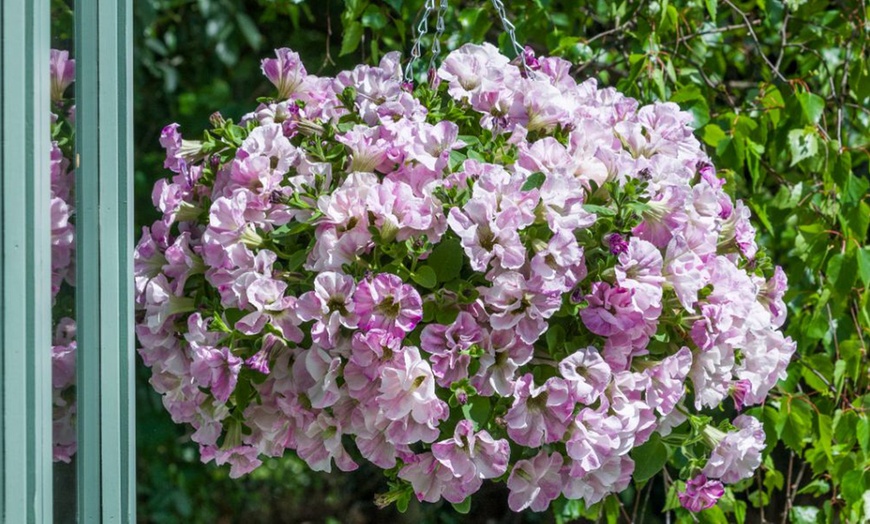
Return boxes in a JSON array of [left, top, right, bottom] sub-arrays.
[[50, 48, 78, 463], [135, 44, 794, 514]]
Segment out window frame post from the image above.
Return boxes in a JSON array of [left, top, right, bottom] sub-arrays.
[[75, 0, 136, 520], [0, 0, 54, 521]]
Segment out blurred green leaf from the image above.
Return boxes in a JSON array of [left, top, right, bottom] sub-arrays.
[[340, 21, 363, 56]]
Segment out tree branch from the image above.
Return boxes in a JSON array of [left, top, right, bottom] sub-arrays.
[[722, 0, 789, 83], [675, 21, 760, 44]]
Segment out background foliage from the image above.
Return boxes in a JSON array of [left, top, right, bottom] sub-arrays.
[[130, 0, 869, 522]]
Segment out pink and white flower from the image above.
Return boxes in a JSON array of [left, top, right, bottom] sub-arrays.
[[506, 450, 564, 512], [679, 474, 724, 512], [354, 273, 423, 337]]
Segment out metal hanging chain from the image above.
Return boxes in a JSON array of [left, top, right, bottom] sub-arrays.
[[428, 0, 449, 72], [403, 0, 437, 81], [490, 0, 531, 75], [404, 0, 529, 81]]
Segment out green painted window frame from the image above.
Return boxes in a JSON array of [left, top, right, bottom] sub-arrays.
[[1, 0, 53, 521], [0, 0, 135, 520], [75, 0, 136, 521]]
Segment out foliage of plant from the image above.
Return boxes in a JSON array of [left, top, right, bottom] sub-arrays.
[[131, 0, 869, 522]]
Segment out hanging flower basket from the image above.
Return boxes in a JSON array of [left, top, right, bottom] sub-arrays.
[[135, 42, 794, 513]]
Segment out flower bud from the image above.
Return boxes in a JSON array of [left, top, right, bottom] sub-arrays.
[[209, 111, 226, 128], [298, 119, 325, 137]]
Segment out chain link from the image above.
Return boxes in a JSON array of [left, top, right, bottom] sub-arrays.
[[404, 0, 529, 81], [403, 0, 437, 81], [428, 0, 449, 72], [490, 0, 530, 75]]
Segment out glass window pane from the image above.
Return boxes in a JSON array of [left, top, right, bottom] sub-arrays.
[[50, 0, 77, 521]]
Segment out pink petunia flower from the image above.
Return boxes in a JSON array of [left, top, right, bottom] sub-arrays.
[[506, 450, 564, 512], [420, 311, 483, 387], [398, 452, 477, 504], [505, 374, 574, 447], [678, 474, 724, 512], [432, 420, 509, 482], [558, 346, 612, 405], [261, 48, 307, 99], [354, 273, 423, 337], [482, 272, 561, 345], [189, 345, 243, 403], [296, 271, 359, 348], [378, 346, 446, 427], [49, 49, 75, 101], [702, 415, 765, 484]]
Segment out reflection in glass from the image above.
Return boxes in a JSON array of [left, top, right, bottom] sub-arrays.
[[50, 48, 76, 465], [51, 0, 76, 520]]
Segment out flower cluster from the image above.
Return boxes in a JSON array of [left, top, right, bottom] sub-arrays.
[[50, 49, 78, 463], [135, 44, 793, 513]]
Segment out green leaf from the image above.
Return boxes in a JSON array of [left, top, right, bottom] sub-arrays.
[[857, 247, 870, 286], [788, 127, 819, 166], [671, 85, 710, 128], [840, 201, 870, 241], [749, 200, 773, 234], [234, 12, 263, 50], [840, 470, 867, 508], [858, 415, 870, 455], [744, 138, 765, 191], [451, 497, 471, 514], [704, 0, 717, 19], [663, 483, 682, 511], [283, 249, 308, 272], [833, 410, 858, 449], [603, 495, 621, 524], [770, 182, 803, 209], [825, 253, 857, 298], [448, 150, 466, 171], [361, 6, 387, 29], [342, 0, 366, 16], [464, 396, 491, 427], [224, 308, 248, 326], [521, 172, 546, 191], [546, 324, 566, 354], [845, 173, 870, 205], [700, 124, 727, 147], [581, 204, 617, 217], [815, 413, 833, 461], [796, 479, 830, 496], [838, 340, 863, 384], [630, 433, 667, 482], [457, 134, 481, 146], [340, 21, 364, 56], [411, 266, 438, 289], [426, 239, 464, 283], [698, 505, 729, 524], [790, 506, 821, 524], [796, 92, 825, 124], [422, 300, 437, 323], [778, 397, 813, 451], [435, 306, 460, 325], [764, 467, 784, 493], [396, 491, 409, 513]]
